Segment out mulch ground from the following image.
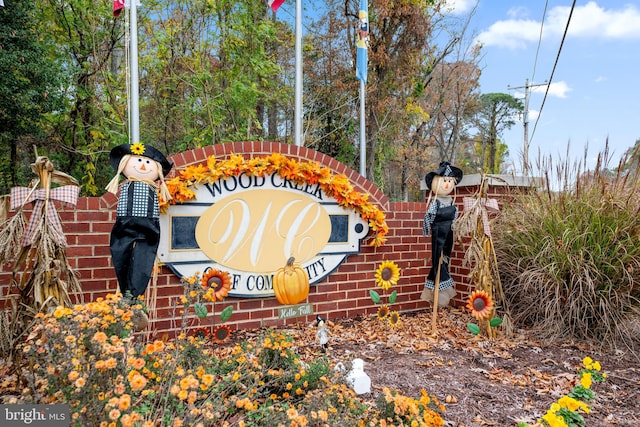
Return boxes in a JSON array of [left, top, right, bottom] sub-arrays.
[[246, 307, 640, 427], [1, 307, 638, 426]]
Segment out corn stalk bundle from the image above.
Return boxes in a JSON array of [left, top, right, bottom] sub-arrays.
[[7, 150, 81, 311], [456, 174, 511, 336]]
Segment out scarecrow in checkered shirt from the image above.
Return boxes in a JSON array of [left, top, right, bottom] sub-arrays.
[[106, 143, 173, 304], [421, 161, 463, 307]]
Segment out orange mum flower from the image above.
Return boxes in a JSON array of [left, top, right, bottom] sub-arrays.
[[466, 290, 494, 320]]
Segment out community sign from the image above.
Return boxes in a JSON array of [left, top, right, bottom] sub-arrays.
[[158, 171, 370, 298]]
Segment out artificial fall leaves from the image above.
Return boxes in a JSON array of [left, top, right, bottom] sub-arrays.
[[162, 153, 389, 246]]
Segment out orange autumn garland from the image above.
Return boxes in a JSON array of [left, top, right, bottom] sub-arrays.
[[161, 153, 388, 246]]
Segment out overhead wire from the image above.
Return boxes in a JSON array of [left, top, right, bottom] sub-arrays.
[[530, 0, 549, 86], [530, 0, 577, 143]]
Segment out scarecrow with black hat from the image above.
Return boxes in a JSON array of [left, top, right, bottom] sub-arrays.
[[422, 161, 463, 307], [106, 143, 173, 307]]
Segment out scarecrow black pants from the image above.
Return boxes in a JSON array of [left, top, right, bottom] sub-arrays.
[[110, 216, 160, 299], [426, 204, 456, 290]]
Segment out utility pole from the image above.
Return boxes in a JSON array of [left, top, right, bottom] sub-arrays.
[[507, 79, 547, 175]]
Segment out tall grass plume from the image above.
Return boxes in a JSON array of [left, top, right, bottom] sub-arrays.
[[494, 141, 640, 354]]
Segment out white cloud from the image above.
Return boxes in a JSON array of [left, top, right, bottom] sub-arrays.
[[530, 81, 571, 98], [476, 1, 640, 49], [594, 76, 607, 83], [475, 19, 542, 49], [444, 0, 478, 14]]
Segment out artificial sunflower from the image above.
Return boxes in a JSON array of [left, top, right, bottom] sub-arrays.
[[375, 260, 400, 290], [213, 325, 232, 344], [201, 268, 232, 301], [130, 142, 145, 155], [388, 311, 401, 327], [192, 327, 210, 339], [376, 305, 390, 320], [466, 290, 494, 320]]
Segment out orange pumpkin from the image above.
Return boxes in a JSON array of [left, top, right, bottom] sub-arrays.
[[273, 257, 310, 305]]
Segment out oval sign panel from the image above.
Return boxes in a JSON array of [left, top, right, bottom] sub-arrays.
[[195, 189, 332, 272]]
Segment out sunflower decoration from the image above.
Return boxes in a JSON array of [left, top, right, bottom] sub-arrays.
[[130, 142, 146, 155], [388, 311, 401, 327], [466, 290, 494, 321], [192, 327, 210, 340], [374, 260, 400, 291], [213, 325, 232, 344], [201, 268, 232, 301], [376, 305, 390, 320]]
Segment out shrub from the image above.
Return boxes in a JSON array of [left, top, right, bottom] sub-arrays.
[[494, 145, 640, 351], [19, 294, 443, 426]]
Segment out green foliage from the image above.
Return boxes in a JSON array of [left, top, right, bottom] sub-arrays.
[[369, 289, 381, 304], [0, 0, 66, 193], [220, 305, 233, 322], [489, 317, 503, 328], [466, 323, 481, 335], [494, 146, 640, 350], [388, 290, 397, 304]]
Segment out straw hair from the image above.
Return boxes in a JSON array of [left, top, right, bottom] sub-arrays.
[[105, 154, 172, 202], [105, 155, 131, 195]]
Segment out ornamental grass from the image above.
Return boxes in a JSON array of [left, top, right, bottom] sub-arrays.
[[18, 293, 444, 426], [493, 143, 640, 353]]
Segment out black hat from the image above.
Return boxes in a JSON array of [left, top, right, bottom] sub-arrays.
[[109, 143, 173, 177], [425, 161, 463, 190]]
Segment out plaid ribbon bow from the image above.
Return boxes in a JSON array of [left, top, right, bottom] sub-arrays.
[[463, 197, 499, 238], [10, 185, 79, 247]]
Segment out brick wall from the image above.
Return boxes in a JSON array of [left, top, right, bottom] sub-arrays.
[[1, 142, 513, 338]]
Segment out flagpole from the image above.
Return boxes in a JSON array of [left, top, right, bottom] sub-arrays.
[[129, 0, 140, 144], [356, 0, 369, 177], [359, 80, 366, 176], [294, 0, 302, 146]]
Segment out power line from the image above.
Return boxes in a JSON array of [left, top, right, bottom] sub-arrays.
[[530, 0, 577, 144], [530, 0, 549, 84]]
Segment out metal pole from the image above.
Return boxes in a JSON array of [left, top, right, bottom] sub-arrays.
[[522, 79, 530, 175], [507, 79, 547, 176], [359, 80, 366, 176], [294, 0, 303, 146], [129, 0, 140, 144]]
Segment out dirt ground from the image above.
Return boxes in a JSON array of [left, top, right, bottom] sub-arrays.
[[270, 307, 640, 427]]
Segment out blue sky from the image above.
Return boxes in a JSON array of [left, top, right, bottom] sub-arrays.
[[449, 0, 640, 173]]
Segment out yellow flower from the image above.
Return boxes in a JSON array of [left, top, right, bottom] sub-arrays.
[[377, 305, 390, 320], [130, 143, 145, 155], [558, 395, 590, 414], [388, 311, 401, 327], [375, 260, 400, 290], [580, 372, 592, 389]]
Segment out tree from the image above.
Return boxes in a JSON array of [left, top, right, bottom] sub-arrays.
[[37, 0, 124, 195], [0, 0, 65, 193], [474, 93, 523, 173]]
